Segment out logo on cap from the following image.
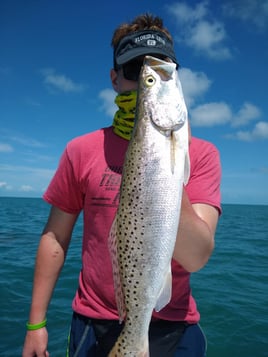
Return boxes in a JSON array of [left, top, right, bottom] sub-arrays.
[[134, 33, 166, 46], [147, 39, 156, 46]]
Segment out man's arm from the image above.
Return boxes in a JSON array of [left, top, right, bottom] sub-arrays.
[[22, 206, 79, 357], [173, 188, 219, 272]]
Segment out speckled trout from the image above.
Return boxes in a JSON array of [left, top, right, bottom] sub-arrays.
[[108, 56, 190, 357]]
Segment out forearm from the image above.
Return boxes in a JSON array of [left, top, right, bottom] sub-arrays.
[[173, 189, 217, 272], [23, 207, 76, 357], [28, 232, 66, 323]]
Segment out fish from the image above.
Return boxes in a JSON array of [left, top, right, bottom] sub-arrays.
[[108, 55, 190, 357]]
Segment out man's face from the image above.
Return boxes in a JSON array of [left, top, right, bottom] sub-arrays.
[[112, 67, 139, 93], [111, 55, 173, 94]]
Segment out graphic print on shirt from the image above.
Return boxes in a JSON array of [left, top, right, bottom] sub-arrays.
[[91, 165, 123, 208]]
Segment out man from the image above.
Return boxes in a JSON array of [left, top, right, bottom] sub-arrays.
[[22, 13, 221, 357]]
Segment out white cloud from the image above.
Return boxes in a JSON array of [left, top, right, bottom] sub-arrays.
[[178, 67, 263, 134], [222, 0, 268, 31], [253, 121, 268, 138], [0, 181, 12, 190], [10, 135, 46, 148], [188, 20, 231, 59], [99, 88, 117, 117], [166, 1, 232, 59], [20, 185, 35, 192], [189, 100, 263, 132], [41, 68, 85, 93], [260, 167, 268, 174], [167, 1, 208, 24], [226, 121, 268, 141], [190, 102, 232, 127], [1, 130, 48, 149], [232, 102, 261, 127], [0, 164, 54, 177], [0, 164, 55, 196], [180, 68, 212, 107], [0, 143, 13, 152]]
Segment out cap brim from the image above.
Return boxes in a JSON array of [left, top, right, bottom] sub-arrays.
[[116, 47, 177, 66]]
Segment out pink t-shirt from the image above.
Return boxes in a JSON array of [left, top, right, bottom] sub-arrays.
[[44, 126, 221, 324]]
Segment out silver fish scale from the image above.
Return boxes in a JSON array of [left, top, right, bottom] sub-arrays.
[[108, 56, 189, 356]]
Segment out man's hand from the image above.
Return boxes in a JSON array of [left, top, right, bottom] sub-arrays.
[[22, 328, 49, 357]]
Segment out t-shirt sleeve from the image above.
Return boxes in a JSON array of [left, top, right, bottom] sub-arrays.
[[43, 146, 84, 214], [186, 141, 222, 214]]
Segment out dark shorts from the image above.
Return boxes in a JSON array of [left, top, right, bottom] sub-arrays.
[[67, 312, 207, 357]]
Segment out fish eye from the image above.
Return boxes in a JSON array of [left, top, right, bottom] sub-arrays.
[[145, 75, 155, 87]]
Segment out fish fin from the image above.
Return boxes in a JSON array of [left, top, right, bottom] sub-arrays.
[[170, 130, 176, 174], [154, 265, 172, 312], [108, 217, 126, 322], [183, 151, 190, 185]]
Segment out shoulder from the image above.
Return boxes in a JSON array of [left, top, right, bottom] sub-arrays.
[[190, 136, 219, 156], [187, 136, 221, 211], [189, 136, 220, 168], [67, 126, 112, 148], [64, 126, 114, 157]]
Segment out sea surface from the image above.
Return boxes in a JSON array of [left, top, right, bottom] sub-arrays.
[[0, 197, 267, 356]]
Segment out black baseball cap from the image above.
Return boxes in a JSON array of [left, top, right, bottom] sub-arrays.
[[113, 29, 179, 69]]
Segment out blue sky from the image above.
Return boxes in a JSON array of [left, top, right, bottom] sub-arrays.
[[1, 0, 268, 205]]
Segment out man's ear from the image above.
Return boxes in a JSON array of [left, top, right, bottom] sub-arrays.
[[110, 68, 118, 92]]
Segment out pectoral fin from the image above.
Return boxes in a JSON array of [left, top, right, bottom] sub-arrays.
[[184, 151, 190, 185], [154, 265, 172, 312]]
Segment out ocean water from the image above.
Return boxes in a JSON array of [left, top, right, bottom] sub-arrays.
[[0, 197, 267, 356]]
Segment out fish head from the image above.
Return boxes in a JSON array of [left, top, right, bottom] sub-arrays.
[[135, 55, 188, 137]]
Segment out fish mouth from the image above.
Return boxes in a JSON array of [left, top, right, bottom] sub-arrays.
[[144, 56, 176, 80]]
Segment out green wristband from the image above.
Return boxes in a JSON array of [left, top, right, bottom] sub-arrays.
[[26, 318, 47, 330]]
